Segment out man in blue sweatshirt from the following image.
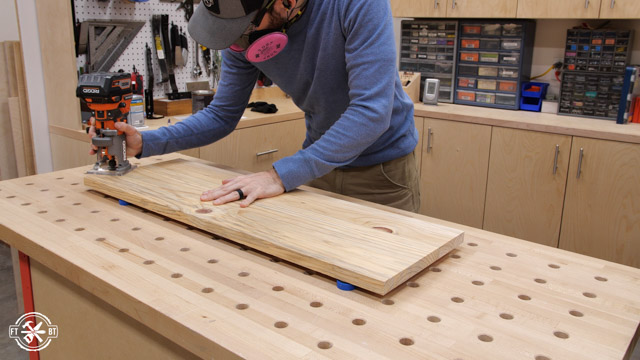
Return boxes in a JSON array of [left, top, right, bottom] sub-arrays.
[[104, 0, 420, 212]]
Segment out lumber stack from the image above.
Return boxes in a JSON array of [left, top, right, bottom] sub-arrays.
[[0, 41, 35, 180]]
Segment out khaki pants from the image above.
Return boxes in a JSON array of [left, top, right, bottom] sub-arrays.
[[307, 152, 421, 213]]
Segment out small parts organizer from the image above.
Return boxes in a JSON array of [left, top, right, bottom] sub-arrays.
[[559, 29, 634, 120], [399, 20, 458, 103], [454, 20, 536, 110]]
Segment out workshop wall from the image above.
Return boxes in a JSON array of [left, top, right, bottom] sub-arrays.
[[0, 0, 19, 41], [73, 0, 218, 98]]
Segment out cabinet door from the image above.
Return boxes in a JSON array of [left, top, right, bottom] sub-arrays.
[[559, 138, 640, 267], [390, 0, 447, 18], [599, 0, 640, 18], [420, 118, 491, 228], [199, 119, 306, 173], [447, 0, 517, 17], [517, 0, 601, 18], [483, 128, 571, 247]]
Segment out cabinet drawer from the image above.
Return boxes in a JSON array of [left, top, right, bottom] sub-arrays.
[[199, 119, 306, 173]]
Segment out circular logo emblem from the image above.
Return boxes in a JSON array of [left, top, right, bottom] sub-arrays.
[[8, 312, 59, 351]]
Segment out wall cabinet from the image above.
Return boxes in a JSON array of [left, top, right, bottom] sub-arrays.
[[389, 0, 517, 18], [483, 127, 571, 247], [199, 119, 306, 173], [517, 0, 601, 19], [419, 118, 491, 228], [599, 0, 640, 18], [559, 137, 640, 268], [390, 0, 447, 18]]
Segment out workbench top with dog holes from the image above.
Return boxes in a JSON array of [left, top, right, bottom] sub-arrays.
[[1, 153, 640, 359]]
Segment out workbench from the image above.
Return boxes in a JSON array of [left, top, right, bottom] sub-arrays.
[[1, 153, 639, 359]]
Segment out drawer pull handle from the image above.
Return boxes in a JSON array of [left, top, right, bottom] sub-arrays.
[[451, 0, 456, 9], [553, 144, 559, 175], [434, 0, 439, 9], [256, 149, 279, 156], [426, 128, 433, 153], [576, 148, 584, 179], [610, 0, 615, 8], [585, 0, 589, 8]]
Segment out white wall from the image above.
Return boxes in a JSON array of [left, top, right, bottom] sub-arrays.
[[0, 0, 19, 41]]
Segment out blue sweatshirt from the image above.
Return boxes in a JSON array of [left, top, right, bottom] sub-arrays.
[[141, 0, 417, 191]]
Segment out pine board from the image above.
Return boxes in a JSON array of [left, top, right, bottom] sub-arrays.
[[84, 158, 464, 295]]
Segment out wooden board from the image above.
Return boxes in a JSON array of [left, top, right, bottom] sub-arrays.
[[1, 153, 640, 359], [84, 158, 464, 295], [153, 98, 192, 116]]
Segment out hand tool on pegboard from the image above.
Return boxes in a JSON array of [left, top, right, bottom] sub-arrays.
[[80, 20, 145, 73], [145, 43, 164, 120]]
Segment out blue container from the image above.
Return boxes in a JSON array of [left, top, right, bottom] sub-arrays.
[[520, 82, 549, 112]]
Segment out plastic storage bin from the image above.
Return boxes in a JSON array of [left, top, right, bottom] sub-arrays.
[[520, 82, 549, 111]]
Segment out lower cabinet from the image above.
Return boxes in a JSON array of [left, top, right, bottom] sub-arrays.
[[419, 118, 491, 228], [199, 119, 306, 173], [483, 127, 571, 247], [559, 137, 640, 268]]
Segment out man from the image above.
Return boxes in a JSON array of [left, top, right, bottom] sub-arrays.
[[95, 0, 420, 212]]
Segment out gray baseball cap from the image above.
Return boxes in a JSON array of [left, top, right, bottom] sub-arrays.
[[188, 0, 268, 50]]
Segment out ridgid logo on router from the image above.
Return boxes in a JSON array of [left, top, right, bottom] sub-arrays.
[[8, 312, 59, 351], [83, 88, 100, 94]]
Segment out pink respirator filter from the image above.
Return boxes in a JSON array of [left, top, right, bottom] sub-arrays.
[[244, 32, 288, 63]]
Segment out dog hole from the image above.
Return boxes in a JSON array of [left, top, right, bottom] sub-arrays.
[[91, 210, 100, 213], [154, 237, 164, 241], [272, 286, 284, 292], [132, 227, 141, 231], [535, 356, 551, 360], [171, 273, 183, 279], [201, 287, 214, 294], [95, 237, 106, 242], [478, 334, 493, 342], [430, 267, 442, 272], [75, 228, 85, 232], [55, 219, 65, 222], [317, 341, 332, 350], [180, 248, 190, 252], [381, 299, 395, 305], [274, 321, 288, 329], [583, 292, 597, 298], [207, 259, 218, 264], [352, 318, 366, 326], [73, 202, 81, 206], [56, 195, 64, 199], [143, 260, 154, 265], [472, 280, 484, 286], [21, 203, 31, 206], [407, 282, 419, 288], [450, 254, 461, 259], [110, 218, 120, 222], [569, 310, 584, 317], [118, 248, 129, 253], [399, 338, 414, 346], [427, 316, 441, 323], [451, 297, 464, 303], [534, 278, 547, 284], [506, 252, 518, 257], [467, 242, 478, 247], [490, 266, 502, 271], [238, 272, 249, 277], [518, 294, 531, 301], [499, 313, 514, 320], [236, 303, 249, 310], [6, 195, 15, 198], [310, 301, 323, 308], [594, 276, 608, 282], [40, 189, 49, 192], [548, 264, 561, 269], [196, 208, 212, 214], [38, 210, 47, 214], [554, 331, 569, 339]]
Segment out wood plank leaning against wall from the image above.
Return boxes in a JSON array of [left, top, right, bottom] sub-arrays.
[[0, 41, 36, 180]]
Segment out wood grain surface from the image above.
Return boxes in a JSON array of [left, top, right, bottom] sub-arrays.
[[1, 154, 640, 359], [84, 158, 464, 295]]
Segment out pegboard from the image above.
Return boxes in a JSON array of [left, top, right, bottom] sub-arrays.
[[74, 0, 219, 99]]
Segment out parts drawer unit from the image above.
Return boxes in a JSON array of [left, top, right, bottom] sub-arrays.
[[400, 20, 458, 103], [454, 20, 535, 110], [559, 28, 634, 120]]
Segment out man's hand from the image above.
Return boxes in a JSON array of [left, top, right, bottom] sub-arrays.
[[201, 169, 285, 207], [87, 118, 143, 158]]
